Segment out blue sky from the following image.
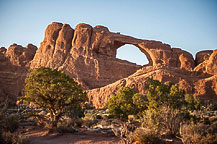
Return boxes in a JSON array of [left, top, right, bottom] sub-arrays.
[[0, 0, 217, 65]]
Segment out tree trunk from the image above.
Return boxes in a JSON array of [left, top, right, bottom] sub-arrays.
[[51, 115, 58, 128]]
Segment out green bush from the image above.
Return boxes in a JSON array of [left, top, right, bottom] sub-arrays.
[[107, 78, 217, 140], [185, 94, 201, 111], [141, 78, 188, 136], [145, 78, 186, 111], [107, 87, 138, 120], [19, 67, 87, 128], [132, 93, 147, 116]]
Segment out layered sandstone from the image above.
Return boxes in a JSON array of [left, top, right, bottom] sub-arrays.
[[88, 65, 217, 108], [30, 22, 197, 89], [0, 22, 216, 107], [195, 50, 213, 65], [30, 22, 142, 89], [0, 44, 37, 102]]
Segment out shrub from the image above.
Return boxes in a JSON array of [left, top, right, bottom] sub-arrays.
[[82, 119, 98, 128], [180, 122, 217, 144], [19, 67, 87, 128], [82, 111, 98, 128], [112, 120, 139, 144], [57, 116, 82, 132], [0, 99, 25, 144], [107, 87, 138, 120], [132, 93, 147, 116], [143, 106, 184, 136], [142, 109, 161, 134], [185, 95, 217, 124], [132, 127, 162, 144], [6, 114, 19, 132], [145, 78, 186, 111], [107, 115, 114, 119], [185, 94, 201, 111], [142, 78, 188, 136], [0, 99, 8, 144], [2, 131, 30, 144], [180, 100, 217, 144], [107, 78, 217, 140]]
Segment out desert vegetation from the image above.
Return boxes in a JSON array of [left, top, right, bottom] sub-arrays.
[[1, 68, 217, 144], [106, 78, 217, 143], [0, 99, 30, 144], [19, 67, 87, 129]]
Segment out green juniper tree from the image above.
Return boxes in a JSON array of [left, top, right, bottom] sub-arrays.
[[19, 67, 87, 128]]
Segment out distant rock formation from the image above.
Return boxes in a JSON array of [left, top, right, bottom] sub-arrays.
[[0, 44, 37, 102], [0, 22, 216, 106], [30, 22, 141, 89]]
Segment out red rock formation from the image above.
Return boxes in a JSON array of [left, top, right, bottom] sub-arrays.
[[30, 22, 141, 89], [206, 50, 217, 75], [0, 44, 37, 103], [194, 50, 217, 75], [195, 50, 213, 65], [30, 22, 197, 89], [87, 65, 217, 108], [0, 22, 216, 106], [6, 44, 37, 66]]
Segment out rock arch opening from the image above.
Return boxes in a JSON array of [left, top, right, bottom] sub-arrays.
[[116, 44, 149, 66]]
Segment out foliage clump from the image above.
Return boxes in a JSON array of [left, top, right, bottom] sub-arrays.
[[0, 99, 30, 144], [132, 127, 162, 144], [142, 78, 188, 136], [107, 78, 215, 140], [19, 67, 87, 128], [180, 122, 217, 144], [107, 87, 138, 120]]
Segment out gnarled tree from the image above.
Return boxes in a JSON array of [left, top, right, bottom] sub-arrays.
[[20, 67, 87, 128]]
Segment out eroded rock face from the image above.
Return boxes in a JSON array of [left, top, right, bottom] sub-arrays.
[[0, 44, 37, 103], [195, 50, 213, 65], [206, 50, 217, 75], [194, 50, 217, 75], [88, 65, 217, 108], [6, 44, 37, 67], [0, 22, 216, 106], [30, 22, 141, 89], [30, 22, 198, 89]]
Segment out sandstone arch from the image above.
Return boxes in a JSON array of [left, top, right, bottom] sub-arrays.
[[112, 35, 153, 66], [30, 22, 196, 90], [0, 22, 217, 106], [110, 33, 195, 69]]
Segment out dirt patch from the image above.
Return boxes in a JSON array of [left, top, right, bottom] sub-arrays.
[[20, 127, 121, 144]]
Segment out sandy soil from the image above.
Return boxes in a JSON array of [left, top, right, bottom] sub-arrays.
[[20, 127, 121, 144]]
